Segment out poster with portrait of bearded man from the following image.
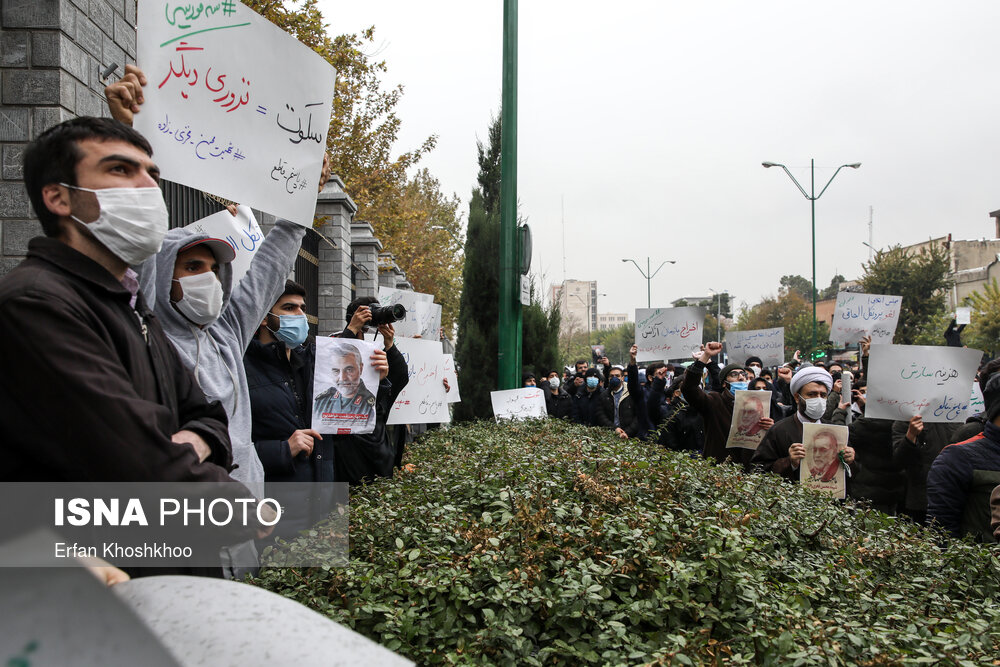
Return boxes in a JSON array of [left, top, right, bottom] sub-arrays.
[[726, 390, 771, 450], [312, 337, 381, 434], [800, 423, 849, 499]]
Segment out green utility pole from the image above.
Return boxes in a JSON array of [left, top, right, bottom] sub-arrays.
[[762, 159, 861, 356], [497, 0, 521, 389]]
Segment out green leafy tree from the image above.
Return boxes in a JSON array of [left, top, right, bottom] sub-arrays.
[[859, 243, 952, 345], [779, 275, 815, 301], [962, 278, 1000, 356], [821, 274, 846, 300]]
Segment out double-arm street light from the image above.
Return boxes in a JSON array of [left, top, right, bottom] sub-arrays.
[[621, 257, 677, 308], [762, 159, 861, 355]]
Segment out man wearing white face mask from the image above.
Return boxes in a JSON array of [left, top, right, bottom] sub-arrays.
[[0, 117, 269, 558], [752, 365, 858, 481]]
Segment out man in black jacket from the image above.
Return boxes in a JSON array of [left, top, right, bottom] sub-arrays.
[[0, 117, 264, 574], [332, 296, 409, 484], [543, 370, 572, 419], [571, 368, 612, 427], [1, 118, 239, 485]]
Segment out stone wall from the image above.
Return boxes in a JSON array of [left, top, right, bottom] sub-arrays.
[[0, 0, 138, 274]]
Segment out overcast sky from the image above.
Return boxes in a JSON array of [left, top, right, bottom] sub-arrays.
[[317, 0, 1000, 319]]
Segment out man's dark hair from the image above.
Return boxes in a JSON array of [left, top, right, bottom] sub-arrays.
[[979, 358, 1000, 392], [280, 279, 306, 299], [575, 359, 588, 369], [345, 295, 379, 322], [23, 116, 153, 237]]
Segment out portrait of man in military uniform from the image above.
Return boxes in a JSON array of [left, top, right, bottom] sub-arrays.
[[312, 340, 378, 434]]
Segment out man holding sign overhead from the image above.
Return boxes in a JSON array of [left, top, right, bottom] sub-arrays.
[[681, 341, 774, 466]]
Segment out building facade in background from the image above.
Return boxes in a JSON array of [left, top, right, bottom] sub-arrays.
[[551, 279, 597, 335]]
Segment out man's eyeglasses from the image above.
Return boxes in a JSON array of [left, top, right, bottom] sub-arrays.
[[727, 371, 748, 381]]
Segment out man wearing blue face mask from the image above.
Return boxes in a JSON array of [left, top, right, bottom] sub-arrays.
[[681, 341, 774, 466]]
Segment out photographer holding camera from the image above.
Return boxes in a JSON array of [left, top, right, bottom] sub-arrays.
[[330, 297, 410, 484]]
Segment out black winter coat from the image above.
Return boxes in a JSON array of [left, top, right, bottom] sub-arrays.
[[545, 387, 573, 419], [572, 387, 613, 427], [647, 376, 704, 452], [0, 238, 236, 484], [846, 415, 905, 514]]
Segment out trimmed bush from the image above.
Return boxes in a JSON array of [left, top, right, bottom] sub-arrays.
[[251, 419, 1000, 665]]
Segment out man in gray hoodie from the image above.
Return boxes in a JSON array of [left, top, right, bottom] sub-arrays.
[[106, 66, 311, 497], [138, 222, 305, 498]]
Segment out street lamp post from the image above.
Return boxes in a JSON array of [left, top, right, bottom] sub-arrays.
[[762, 159, 861, 356], [621, 257, 676, 308]]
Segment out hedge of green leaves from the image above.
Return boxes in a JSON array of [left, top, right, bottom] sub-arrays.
[[251, 419, 1000, 665]]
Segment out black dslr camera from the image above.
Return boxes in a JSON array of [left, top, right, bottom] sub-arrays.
[[369, 303, 406, 326]]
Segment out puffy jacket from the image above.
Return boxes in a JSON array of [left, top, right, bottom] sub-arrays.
[[926, 422, 1000, 541], [846, 416, 905, 514]]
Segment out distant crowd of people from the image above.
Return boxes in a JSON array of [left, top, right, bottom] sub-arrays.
[[533, 337, 1000, 543]]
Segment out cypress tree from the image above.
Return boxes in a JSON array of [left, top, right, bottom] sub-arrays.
[[455, 115, 561, 419], [454, 117, 502, 420]]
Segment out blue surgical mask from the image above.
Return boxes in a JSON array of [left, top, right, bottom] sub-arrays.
[[729, 381, 749, 395], [270, 314, 309, 347], [586, 377, 599, 389], [609, 377, 622, 391]]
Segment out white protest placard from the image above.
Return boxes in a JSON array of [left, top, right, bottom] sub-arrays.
[[634, 307, 705, 363], [865, 345, 983, 423], [184, 205, 261, 283], [379, 288, 434, 339], [726, 390, 771, 450], [136, 2, 336, 226], [491, 388, 547, 421], [956, 307, 972, 326], [970, 382, 985, 415], [441, 353, 461, 404], [725, 328, 785, 367], [312, 337, 382, 434], [420, 303, 442, 341], [801, 423, 849, 499], [387, 337, 450, 425], [830, 292, 902, 344]]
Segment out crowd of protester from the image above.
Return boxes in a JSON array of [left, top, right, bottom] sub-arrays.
[[539, 336, 1000, 544], [2, 61, 999, 589]]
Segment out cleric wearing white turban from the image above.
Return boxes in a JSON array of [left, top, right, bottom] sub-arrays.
[[790, 366, 833, 398]]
